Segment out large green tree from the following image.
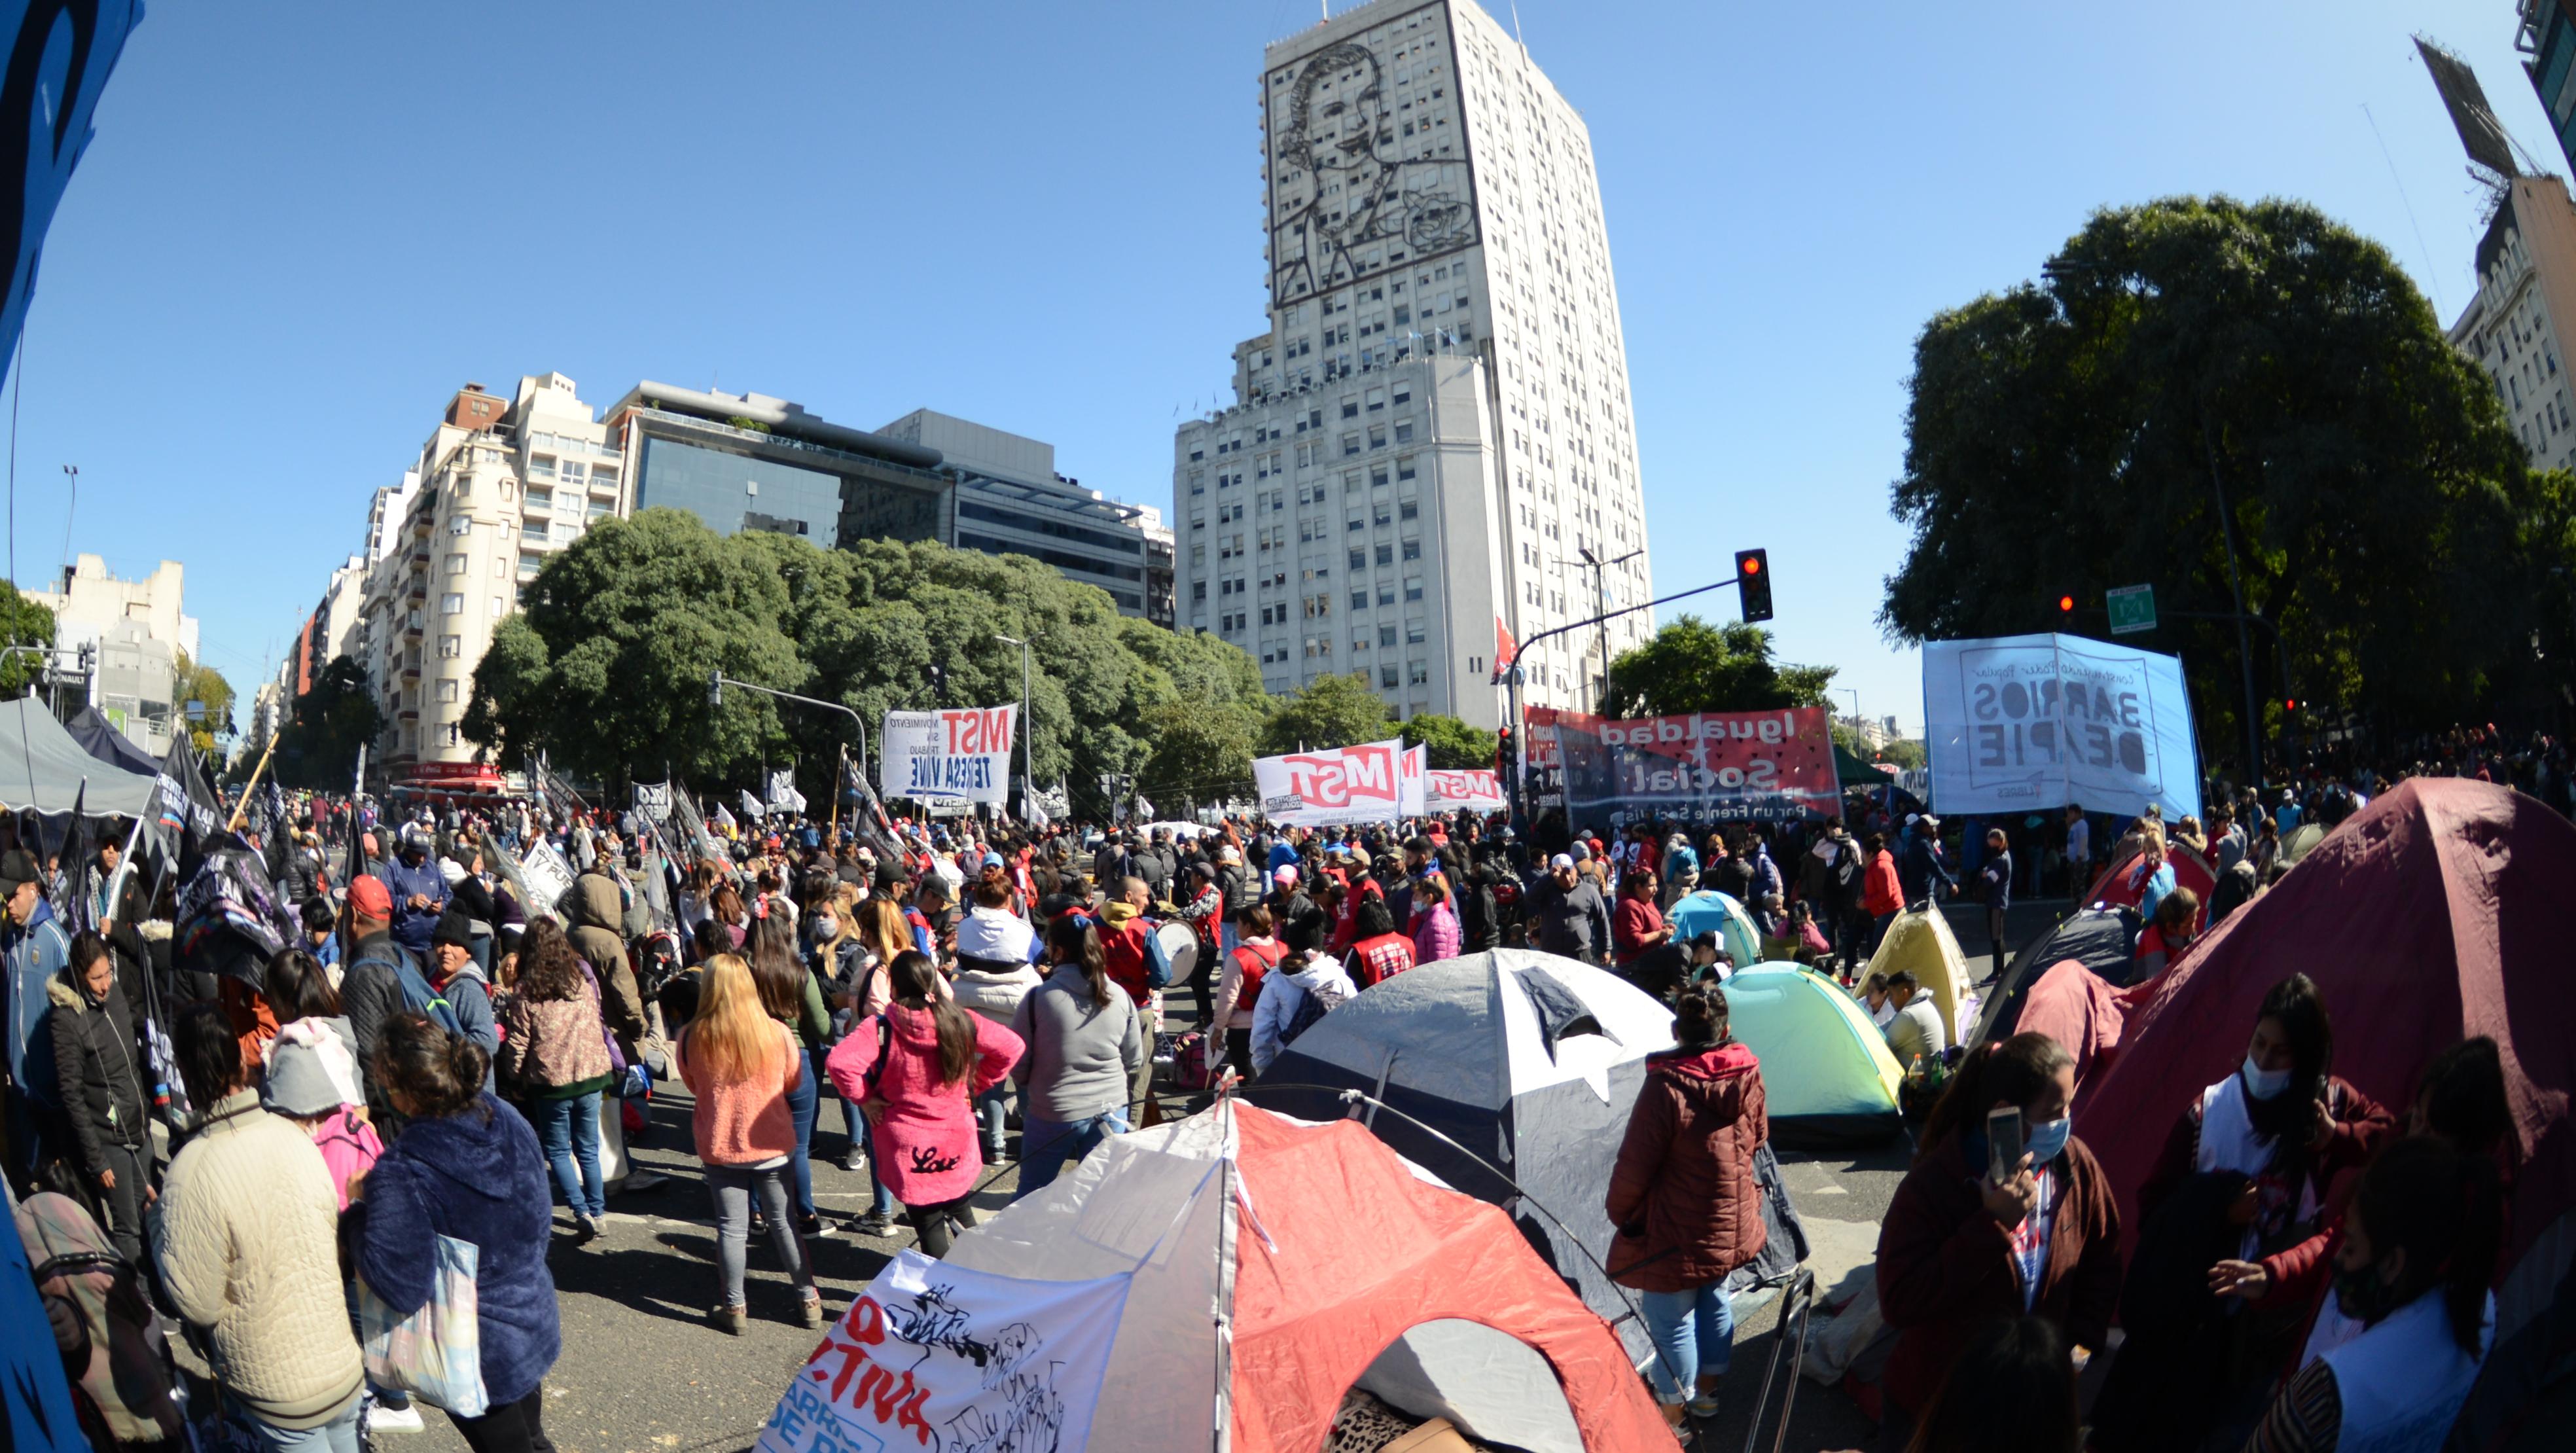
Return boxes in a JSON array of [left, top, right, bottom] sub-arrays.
[[1401, 712, 1499, 770], [1882, 195, 2556, 758], [173, 650, 234, 757], [1601, 615, 1834, 719], [273, 655, 386, 789], [467, 510, 1270, 814], [1137, 700, 1259, 814], [0, 580, 52, 696], [1260, 671, 1393, 755]]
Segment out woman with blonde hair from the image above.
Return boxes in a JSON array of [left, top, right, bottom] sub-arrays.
[[675, 953, 819, 1332]]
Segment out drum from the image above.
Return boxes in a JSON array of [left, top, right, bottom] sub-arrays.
[[1155, 920, 1201, 987]]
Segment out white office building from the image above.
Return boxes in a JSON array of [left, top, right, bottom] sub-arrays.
[[2448, 173, 2576, 473], [1172, 0, 1651, 728]]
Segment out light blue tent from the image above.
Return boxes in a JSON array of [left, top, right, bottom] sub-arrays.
[[1721, 965, 1905, 1146], [1669, 889, 1762, 967]]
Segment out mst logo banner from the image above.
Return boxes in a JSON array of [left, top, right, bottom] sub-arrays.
[[882, 706, 1018, 807], [1253, 737, 1406, 826], [1526, 706, 1839, 826], [1921, 632, 2202, 821]]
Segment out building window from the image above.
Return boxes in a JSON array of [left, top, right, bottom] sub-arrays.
[[1375, 544, 1394, 565], [1405, 579, 1424, 602], [450, 516, 472, 536], [1399, 456, 1417, 481], [1349, 548, 1367, 570], [438, 635, 462, 659], [1380, 666, 1400, 689], [1407, 622, 1426, 645], [441, 594, 464, 616], [437, 679, 459, 704], [490, 595, 506, 618], [1395, 422, 1414, 443], [1408, 661, 1430, 687], [445, 552, 467, 575], [1368, 425, 1386, 449], [1379, 624, 1397, 647], [1400, 501, 1420, 521], [1401, 539, 1421, 561], [1342, 433, 1361, 457]]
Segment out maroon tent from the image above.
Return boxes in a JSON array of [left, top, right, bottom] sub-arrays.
[[2072, 778, 2576, 1354]]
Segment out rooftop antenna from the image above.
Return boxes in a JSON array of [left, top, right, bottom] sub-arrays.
[[1510, 0, 1525, 47]]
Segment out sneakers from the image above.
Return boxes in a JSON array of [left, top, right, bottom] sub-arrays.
[[799, 1294, 827, 1329], [571, 1214, 602, 1245], [711, 1304, 745, 1336], [982, 1143, 1011, 1166], [838, 1148, 867, 1174], [1686, 1392, 1722, 1419], [368, 1403, 425, 1434], [796, 1212, 831, 1239], [853, 1210, 897, 1238]]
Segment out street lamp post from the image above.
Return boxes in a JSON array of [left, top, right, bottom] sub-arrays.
[[994, 634, 1033, 817], [706, 670, 870, 798], [1577, 545, 1643, 713]]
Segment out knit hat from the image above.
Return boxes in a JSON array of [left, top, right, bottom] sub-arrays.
[[261, 1022, 363, 1116], [0, 848, 37, 898], [430, 907, 476, 949]]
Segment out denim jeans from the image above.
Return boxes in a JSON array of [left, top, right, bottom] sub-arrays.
[[704, 1164, 812, 1309], [975, 1082, 1011, 1158], [861, 1127, 897, 1217], [242, 1393, 363, 1453], [1014, 1106, 1130, 1198], [1638, 1282, 1734, 1404], [785, 1049, 818, 1219], [530, 1091, 605, 1219]]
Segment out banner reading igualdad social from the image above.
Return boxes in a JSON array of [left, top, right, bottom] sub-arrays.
[[1253, 737, 1407, 826], [882, 706, 1018, 807], [1920, 632, 2201, 821], [1526, 706, 1840, 826]]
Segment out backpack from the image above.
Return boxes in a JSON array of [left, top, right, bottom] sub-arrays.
[[354, 943, 461, 1037], [1276, 978, 1332, 1049]]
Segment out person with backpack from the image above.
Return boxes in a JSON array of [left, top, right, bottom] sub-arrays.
[[826, 951, 1023, 1257], [341, 877, 420, 1116], [1250, 948, 1356, 1075], [1204, 905, 1285, 1082], [493, 920, 615, 1244], [1009, 918, 1143, 1196], [674, 954, 821, 1330]]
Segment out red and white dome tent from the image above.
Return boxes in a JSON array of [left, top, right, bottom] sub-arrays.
[[757, 1099, 1668, 1453]]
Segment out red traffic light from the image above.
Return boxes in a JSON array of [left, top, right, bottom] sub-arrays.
[[1740, 553, 1762, 576], [2283, 699, 2299, 713], [2058, 595, 2075, 613]]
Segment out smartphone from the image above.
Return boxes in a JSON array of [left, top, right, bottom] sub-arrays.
[[1987, 1105, 2026, 1185]]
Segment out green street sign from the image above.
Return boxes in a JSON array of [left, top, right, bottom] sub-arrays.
[[2106, 584, 2156, 636]]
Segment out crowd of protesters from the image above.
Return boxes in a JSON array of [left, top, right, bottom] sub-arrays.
[[0, 724, 2552, 1452]]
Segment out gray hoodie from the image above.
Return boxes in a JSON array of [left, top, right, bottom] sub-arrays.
[[1009, 962, 1143, 1122]]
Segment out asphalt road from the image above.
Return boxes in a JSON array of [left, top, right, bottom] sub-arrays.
[[387, 896, 2081, 1453]]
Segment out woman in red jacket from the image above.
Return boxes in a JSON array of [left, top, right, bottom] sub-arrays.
[[1874, 1031, 2121, 1452], [1605, 985, 1768, 1435], [1859, 832, 1903, 960]]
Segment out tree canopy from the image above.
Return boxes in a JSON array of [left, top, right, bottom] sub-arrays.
[[173, 650, 234, 757], [1401, 712, 1499, 770], [1882, 194, 2561, 755], [1259, 671, 1393, 755], [273, 655, 386, 789], [0, 581, 52, 696], [467, 509, 1270, 818], [1600, 616, 1834, 719]]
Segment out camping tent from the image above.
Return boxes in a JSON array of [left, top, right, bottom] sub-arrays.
[[1971, 905, 2139, 1046], [1861, 905, 1969, 1046], [2080, 835, 2215, 912], [2072, 780, 2576, 1408], [2281, 820, 2325, 865], [1722, 965, 1905, 1145], [1670, 888, 1762, 967], [842, 1100, 1671, 1453], [1249, 949, 1806, 1364], [0, 698, 159, 818], [63, 705, 158, 777]]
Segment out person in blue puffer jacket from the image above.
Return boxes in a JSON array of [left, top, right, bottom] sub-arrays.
[[379, 825, 451, 959], [352, 1013, 560, 1451]]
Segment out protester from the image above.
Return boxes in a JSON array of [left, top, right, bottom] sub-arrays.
[[1874, 1032, 2120, 1451], [950, 913, 1044, 1168], [353, 1013, 565, 1451], [1408, 872, 1461, 963], [1881, 971, 1946, 1070], [1606, 984, 1768, 1433], [1206, 905, 1285, 1079], [1613, 868, 1673, 971], [160, 1001, 367, 1450], [1859, 832, 1903, 960], [2131, 827, 2177, 923], [1346, 898, 1416, 988], [428, 908, 501, 1066], [827, 950, 1022, 1257], [674, 953, 820, 1329], [1526, 852, 1613, 963], [1010, 917, 1143, 1196], [567, 870, 649, 1058], [46, 930, 150, 1262], [3, 846, 71, 1177], [1250, 946, 1357, 1075], [747, 914, 833, 1233], [1978, 826, 2012, 983], [2240, 1136, 2502, 1453], [493, 918, 615, 1242], [2128, 885, 2200, 981], [1897, 1315, 2083, 1453]]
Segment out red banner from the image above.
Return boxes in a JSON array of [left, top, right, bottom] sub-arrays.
[[1523, 706, 1839, 824]]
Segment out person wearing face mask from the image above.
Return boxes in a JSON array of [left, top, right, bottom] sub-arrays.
[[2128, 885, 2202, 982], [1874, 1031, 2122, 1453], [2106, 975, 2391, 1445], [2238, 1136, 2501, 1453]]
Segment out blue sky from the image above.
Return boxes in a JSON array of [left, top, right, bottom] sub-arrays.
[[5, 0, 2550, 736]]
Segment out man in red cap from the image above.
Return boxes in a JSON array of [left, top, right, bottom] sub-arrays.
[[337, 876, 410, 1117]]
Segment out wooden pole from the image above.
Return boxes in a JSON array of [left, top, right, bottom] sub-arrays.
[[226, 731, 283, 833], [831, 744, 845, 838]]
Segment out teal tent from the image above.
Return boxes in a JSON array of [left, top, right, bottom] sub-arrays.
[[1669, 889, 1762, 967], [1721, 965, 1905, 1146]]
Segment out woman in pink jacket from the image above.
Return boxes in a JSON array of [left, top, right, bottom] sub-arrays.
[[827, 950, 1022, 1257]]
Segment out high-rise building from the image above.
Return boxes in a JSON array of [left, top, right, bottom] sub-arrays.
[[2520, 3, 2576, 167], [2447, 174, 2576, 473], [878, 408, 1165, 619], [1172, 0, 1651, 728]]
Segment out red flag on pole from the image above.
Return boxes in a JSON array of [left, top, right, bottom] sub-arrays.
[[1492, 616, 1517, 683]]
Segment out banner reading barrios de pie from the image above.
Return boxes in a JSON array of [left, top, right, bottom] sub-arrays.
[[1526, 706, 1839, 826], [1253, 738, 1408, 826], [882, 706, 1017, 807], [1921, 632, 2201, 821]]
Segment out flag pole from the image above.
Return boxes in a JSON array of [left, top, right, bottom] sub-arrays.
[[226, 732, 283, 833], [831, 744, 844, 838]]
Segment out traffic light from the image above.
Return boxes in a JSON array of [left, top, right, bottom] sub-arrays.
[[1734, 548, 1772, 622], [707, 670, 723, 708], [1495, 725, 1516, 776], [927, 663, 946, 706], [2058, 594, 2076, 617]]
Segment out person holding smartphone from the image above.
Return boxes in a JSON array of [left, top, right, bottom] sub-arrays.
[[1873, 1031, 2122, 1453]]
